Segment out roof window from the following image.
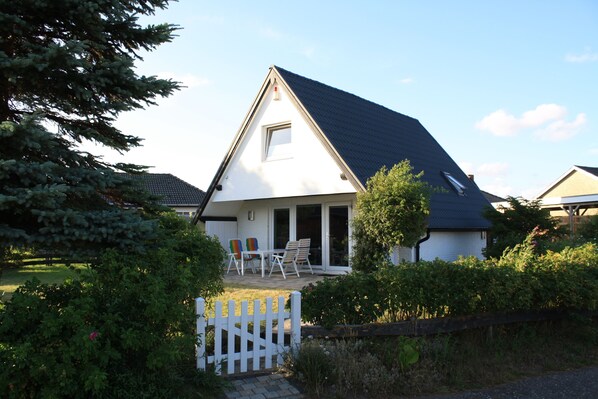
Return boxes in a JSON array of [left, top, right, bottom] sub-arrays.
[[443, 172, 467, 196]]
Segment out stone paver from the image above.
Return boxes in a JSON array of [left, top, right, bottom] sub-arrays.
[[223, 269, 328, 290], [221, 372, 303, 399]]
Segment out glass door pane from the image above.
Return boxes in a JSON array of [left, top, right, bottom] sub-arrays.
[[328, 206, 349, 267], [273, 208, 289, 249], [296, 204, 322, 265]]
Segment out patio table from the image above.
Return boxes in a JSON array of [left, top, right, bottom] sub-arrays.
[[241, 249, 285, 277]]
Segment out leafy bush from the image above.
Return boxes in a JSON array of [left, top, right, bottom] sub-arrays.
[[0, 213, 225, 398], [577, 215, 598, 244], [300, 273, 385, 328], [286, 339, 333, 397], [300, 235, 598, 327]]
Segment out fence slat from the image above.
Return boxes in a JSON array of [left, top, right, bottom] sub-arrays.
[[240, 301, 248, 373], [265, 297, 273, 369], [253, 299, 261, 371], [290, 291, 301, 354], [276, 296, 285, 366], [227, 300, 236, 375], [214, 301, 223, 374]]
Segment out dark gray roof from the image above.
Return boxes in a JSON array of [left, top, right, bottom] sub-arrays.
[[126, 173, 205, 206], [576, 165, 598, 178], [481, 190, 507, 204], [275, 66, 491, 230]]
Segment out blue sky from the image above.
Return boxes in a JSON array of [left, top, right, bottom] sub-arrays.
[[102, 0, 597, 199]]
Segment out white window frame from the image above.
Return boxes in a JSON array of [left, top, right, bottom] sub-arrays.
[[263, 123, 292, 161]]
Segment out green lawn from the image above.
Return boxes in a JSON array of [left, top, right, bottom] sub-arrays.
[[1, 264, 291, 312], [0, 263, 87, 302]]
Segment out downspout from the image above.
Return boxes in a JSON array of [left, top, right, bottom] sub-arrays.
[[415, 229, 431, 262]]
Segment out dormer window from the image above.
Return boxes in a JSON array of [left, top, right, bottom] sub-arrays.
[[264, 124, 292, 161], [443, 171, 467, 196]]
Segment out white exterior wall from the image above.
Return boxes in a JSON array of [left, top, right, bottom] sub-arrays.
[[211, 84, 356, 203], [419, 231, 486, 261], [205, 221, 238, 253]]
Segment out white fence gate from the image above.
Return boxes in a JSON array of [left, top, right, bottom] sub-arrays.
[[195, 291, 301, 375]]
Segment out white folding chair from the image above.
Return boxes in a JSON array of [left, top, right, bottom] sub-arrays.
[[296, 238, 314, 274], [269, 240, 299, 279]]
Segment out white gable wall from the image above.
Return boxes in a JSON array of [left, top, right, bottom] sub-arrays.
[[212, 84, 356, 203], [419, 231, 486, 261]]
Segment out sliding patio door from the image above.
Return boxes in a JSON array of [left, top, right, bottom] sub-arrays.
[[326, 204, 350, 269], [273, 208, 290, 249], [296, 204, 322, 266], [271, 202, 351, 272]]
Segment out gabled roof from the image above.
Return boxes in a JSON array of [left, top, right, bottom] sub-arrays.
[[576, 165, 598, 178], [536, 165, 598, 199], [126, 173, 205, 206], [481, 190, 507, 204], [275, 66, 491, 229], [196, 66, 491, 230]]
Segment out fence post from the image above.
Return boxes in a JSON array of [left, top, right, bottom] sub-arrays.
[[195, 297, 206, 370], [290, 291, 301, 354]]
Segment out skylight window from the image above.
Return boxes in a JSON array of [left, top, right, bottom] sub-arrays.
[[443, 172, 467, 196]]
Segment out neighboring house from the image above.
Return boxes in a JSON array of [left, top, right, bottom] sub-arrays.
[[535, 165, 598, 233], [481, 190, 508, 210], [127, 173, 206, 219], [193, 66, 491, 273]]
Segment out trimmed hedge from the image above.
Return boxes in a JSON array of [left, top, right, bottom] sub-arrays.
[[300, 243, 598, 329]]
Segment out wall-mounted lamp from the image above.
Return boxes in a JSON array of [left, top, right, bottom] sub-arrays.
[[215, 184, 223, 191], [248, 210, 255, 221]]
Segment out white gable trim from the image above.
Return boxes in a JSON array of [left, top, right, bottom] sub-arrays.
[[535, 166, 598, 199]]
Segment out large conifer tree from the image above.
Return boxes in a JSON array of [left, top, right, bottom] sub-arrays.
[[0, 0, 179, 258]]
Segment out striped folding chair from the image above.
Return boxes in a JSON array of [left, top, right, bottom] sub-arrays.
[[228, 239, 257, 275]]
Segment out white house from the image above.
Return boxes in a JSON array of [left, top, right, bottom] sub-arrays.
[[193, 66, 491, 274]]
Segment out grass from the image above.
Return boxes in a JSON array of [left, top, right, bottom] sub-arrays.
[[212, 283, 294, 317], [0, 264, 294, 317], [0, 263, 86, 302]]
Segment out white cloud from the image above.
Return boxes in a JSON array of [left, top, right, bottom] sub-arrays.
[[157, 72, 210, 88], [475, 104, 586, 141], [534, 113, 587, 141], [399, 77, 414, 84], [565, 48, 598, 63], [520, 104, 566, 126], [475, 109, 520, 136]]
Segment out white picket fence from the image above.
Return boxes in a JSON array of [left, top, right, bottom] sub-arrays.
[[195, 291, 301, 375]]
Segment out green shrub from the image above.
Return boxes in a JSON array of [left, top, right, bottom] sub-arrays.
[[0, 213, 226, 398], [300, 235, 598, 328], [299, 273, 384, 328], [286, 339, 333, 397]]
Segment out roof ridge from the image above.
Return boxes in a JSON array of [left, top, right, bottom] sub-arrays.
[[273, 65, 420, 123]]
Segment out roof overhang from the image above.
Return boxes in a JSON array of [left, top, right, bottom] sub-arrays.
[[539, 194, 598, 210]]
